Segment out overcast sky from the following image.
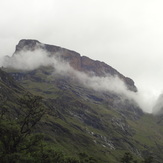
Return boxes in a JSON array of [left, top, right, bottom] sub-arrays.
[[1, 0, 163, 97]]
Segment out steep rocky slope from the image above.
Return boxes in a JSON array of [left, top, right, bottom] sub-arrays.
[[1, 40, 163, 162], [0, 69, 24, 106], [14, 39, 137, 92]]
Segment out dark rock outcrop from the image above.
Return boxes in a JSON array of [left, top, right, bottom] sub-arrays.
[[14, 39, 137, 92]]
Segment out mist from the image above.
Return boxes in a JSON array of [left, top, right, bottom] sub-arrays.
[[1, 50, 54, 70], [0, 49, 161, 114], [152, 94, 163, 115]]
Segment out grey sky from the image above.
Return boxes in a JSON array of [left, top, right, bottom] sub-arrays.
[[1, 0, 163, 99]]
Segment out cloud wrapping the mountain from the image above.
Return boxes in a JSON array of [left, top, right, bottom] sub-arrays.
[[152, 94, 163, 115], [0, 50, 161, 114], [1, 50, 54, 70]]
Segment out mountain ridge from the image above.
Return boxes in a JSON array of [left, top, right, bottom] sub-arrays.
[[1, 39, 163, 162], [14, 39, 137, 92]]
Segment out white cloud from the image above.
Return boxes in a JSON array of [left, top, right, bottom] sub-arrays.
[[152, 94, 163, 115], [1, 50, 53, 70], [1, 49, 161, 113]]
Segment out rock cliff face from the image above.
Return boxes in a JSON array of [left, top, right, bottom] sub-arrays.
[[14, 39, 137, 92]]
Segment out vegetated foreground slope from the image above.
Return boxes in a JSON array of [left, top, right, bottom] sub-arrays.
[[1, 39, 163, 162]]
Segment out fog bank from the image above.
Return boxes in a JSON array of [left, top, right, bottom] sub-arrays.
[[0, 50, 161, 114]]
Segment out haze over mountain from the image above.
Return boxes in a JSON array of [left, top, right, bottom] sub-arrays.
[[1, 1, 163, 162], [0, 39, 161, 114], [1, 1, 163, 101]]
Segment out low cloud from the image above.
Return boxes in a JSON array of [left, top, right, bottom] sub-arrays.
[[0, 49, 161, 114], [152, 94, 163, 115], [1, 50, 53, 70]]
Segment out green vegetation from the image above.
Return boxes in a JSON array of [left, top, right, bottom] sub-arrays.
[[120, 152, 154, 163], [0, 94, 98, 163], [1, 67, 163, 162]]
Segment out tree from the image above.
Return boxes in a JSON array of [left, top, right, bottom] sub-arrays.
[[142, 155, 153, 163], [18, 93, 46, 135], [0, 93, 46, 162], [78, 152, 98, 163], [121, 152, 138, 163], [0, 93, 99, 162]]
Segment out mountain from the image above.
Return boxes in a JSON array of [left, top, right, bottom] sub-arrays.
[[14, 39, 137, 92], [1, 39, 163, 162]]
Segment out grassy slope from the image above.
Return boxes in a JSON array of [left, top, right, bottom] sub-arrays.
[[3, 67, 163, 162]]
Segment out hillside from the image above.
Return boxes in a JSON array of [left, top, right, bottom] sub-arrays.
[[1, 39, 163, 162]]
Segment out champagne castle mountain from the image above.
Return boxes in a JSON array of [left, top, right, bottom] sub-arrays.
[[15, 39, 137, 92], [1, 39, 163, 162]]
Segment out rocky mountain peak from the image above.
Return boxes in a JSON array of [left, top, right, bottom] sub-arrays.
[[14, 39, 137, 92], [15, 39, 41, 52]]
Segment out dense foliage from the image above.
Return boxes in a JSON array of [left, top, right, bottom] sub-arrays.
[[120, 152, 154, 163], [1, 67, 162, 162], [0, 94, 98, 163]]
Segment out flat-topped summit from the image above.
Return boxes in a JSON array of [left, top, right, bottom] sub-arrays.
[[14, 39, 137, 92]]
